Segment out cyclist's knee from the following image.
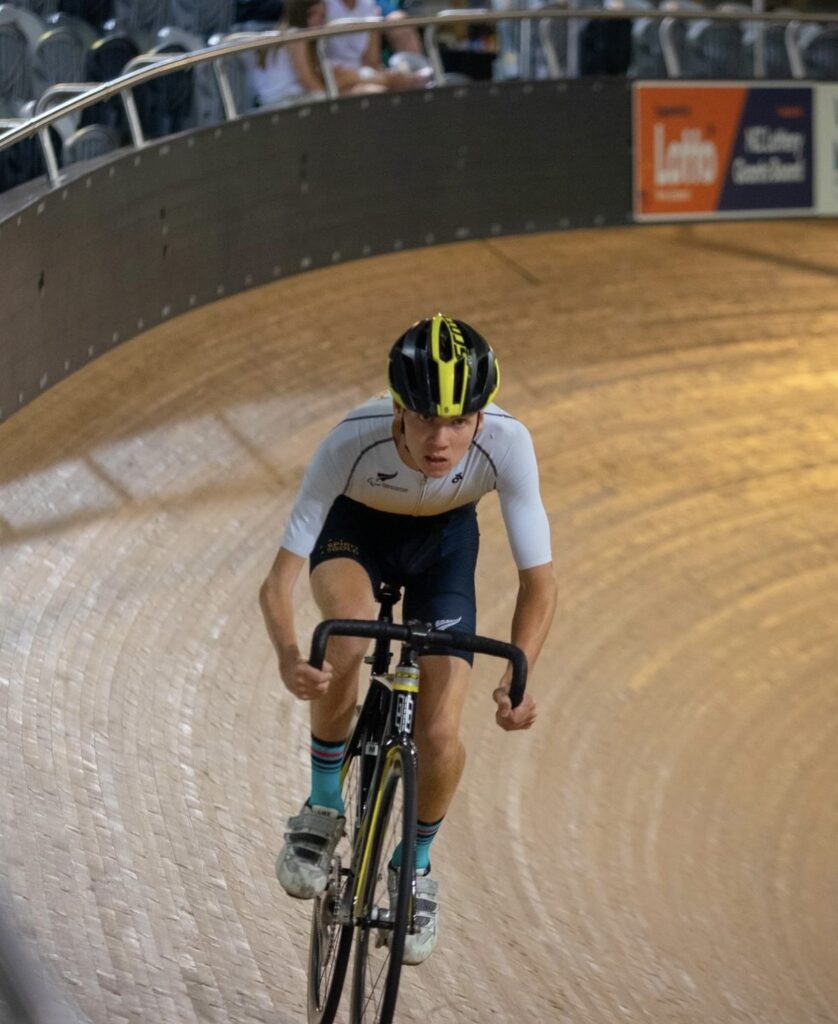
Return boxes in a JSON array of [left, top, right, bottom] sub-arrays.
[[325, 632, 369, 675], [311, 558, 375, 618], [416, 717, 463, 761]]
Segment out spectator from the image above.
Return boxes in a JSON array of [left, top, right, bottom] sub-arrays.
[[323, 0, 430, 93], [251, 0, 328, 107]]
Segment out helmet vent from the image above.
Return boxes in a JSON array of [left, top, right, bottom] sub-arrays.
[[438, 325, 453, 362], [429, 365, 441, 406], [402, 356, 419, 397], [453, 360, 465, 407]]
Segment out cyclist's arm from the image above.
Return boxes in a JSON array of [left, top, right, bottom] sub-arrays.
[[260, 547, 332, 699], [510, 561, 557, 676], [491, 563, 556, 730], [493, 422, 556, 727], [262, 426, 348, 696], [260, 545, 306, 666]]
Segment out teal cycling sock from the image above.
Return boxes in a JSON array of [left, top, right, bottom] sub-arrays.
[[390, 817, 444, 873], [308, 734, 346, 814]]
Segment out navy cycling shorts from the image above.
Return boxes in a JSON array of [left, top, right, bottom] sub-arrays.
[[310, 495, 479, 664]]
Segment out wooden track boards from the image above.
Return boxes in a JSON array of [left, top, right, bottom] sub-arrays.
[[1, 220, 837, 1023]]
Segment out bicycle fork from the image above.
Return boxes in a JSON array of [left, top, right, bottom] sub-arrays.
[[348, 648, 420, 929]]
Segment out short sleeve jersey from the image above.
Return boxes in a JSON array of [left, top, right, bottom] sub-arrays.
[[281, 396, 552, 570]]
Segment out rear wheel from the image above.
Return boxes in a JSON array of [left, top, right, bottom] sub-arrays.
[[350, 743, 417, 1024], [307, 734, 365, 1024]]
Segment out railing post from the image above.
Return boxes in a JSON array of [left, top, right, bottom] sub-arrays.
[[785, 19, 805, 79], [423, 25, 447, 86], [315, 38, 340, 98], [567, 0, 580, 78], [213, 60, 239, 120], [753, 0, 766, 78], [660, 16, 681, 78], [539, 16, 563, 78], [37, 127, 63, 188], [120, 88, 145, 147]]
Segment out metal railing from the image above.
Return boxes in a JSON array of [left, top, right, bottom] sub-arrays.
[[1, 5, 836, 189]]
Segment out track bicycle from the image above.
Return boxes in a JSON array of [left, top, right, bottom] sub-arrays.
[[305, 582, 527, 1024]]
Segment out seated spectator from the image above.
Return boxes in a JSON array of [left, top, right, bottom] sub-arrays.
[[251, 0, 328, 107], [323, 0, 430, 93]]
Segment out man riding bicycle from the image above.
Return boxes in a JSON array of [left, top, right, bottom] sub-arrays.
[[260, 314, 556, 965]]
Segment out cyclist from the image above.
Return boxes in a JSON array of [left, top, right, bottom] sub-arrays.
[[260, 314, 556, 964]]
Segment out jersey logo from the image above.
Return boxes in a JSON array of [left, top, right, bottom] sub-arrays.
[[434, 616, 463, 631], [451, 472, 464, 484], [366, 471, 408, 492]]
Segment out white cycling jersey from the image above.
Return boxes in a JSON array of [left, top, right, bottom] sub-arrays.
[[281, 396, 552, 570]]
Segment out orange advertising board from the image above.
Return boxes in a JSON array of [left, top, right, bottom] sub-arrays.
[[634, 84, 813, 219], [635, 85, 747, 217]]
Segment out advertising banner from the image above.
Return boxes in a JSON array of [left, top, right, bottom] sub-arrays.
[[634, 84, 814, 220], [815, 84, 838, 215]]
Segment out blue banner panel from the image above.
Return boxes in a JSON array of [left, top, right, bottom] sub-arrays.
[[718, 87, 813, 212]]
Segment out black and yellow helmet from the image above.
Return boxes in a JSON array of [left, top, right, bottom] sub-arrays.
[[388, 314, 500, 417]]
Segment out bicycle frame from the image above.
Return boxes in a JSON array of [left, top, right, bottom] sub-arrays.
[[306, 585, 528, 1024]]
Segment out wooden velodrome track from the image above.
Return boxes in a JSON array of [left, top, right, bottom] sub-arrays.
[[1, 219, 837, 1024]]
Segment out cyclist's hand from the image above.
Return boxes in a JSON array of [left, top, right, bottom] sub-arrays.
[[493, 685, 537, 731], [280, 647, 333, 700]]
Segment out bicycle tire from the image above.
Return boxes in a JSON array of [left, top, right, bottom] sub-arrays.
[[350, 743, 417, 1024], [307, 733, 364, 1024]]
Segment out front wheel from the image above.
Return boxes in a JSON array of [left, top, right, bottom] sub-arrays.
[[350, 743, 417, 1024], [307, 737, 364, 1024]]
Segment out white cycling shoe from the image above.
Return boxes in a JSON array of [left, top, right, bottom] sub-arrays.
[[388, 866, 439, 965], [276, 803, 345, 899]]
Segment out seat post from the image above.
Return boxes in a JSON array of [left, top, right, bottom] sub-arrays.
[[376, 582, 401, 624], [365, 583, 401, 675]]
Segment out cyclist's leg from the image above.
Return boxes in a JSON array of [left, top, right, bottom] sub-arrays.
[[402, 502, 479, 851], [413, 654, 470, 828], [276, 503, 381, 898], [388, 507, 477, 961], [309, 556, 377, 744], [306, 496, 385, 746]]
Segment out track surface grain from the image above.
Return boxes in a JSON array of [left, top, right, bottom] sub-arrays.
[[1, 221, 837, 1024]]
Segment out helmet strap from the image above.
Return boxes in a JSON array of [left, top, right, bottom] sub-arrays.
[[470, 411, 484, 446]]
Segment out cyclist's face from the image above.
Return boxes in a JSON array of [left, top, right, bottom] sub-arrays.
[[396, 407, 483, 477]]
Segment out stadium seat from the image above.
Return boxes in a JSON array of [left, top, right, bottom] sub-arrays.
[[0, 7, 36, 114], [10, 0, 58, 15], [798, 23, 838, 80], [0, 124, 61, 192], [234, 0, 282, 22], [46, 8, 99, 47], [658, 0, 706, 77], [630, 1, 668, 78], [56, 0, 114, 29], [167, 0, 235, 38], [61, 120, 119, 163], [535, 0, 635, 79], [133, 26, 204, 137], [30, 24, 88, 100], [682, 9, 744, 78], [112, 0, 166, 34], [0, 2, 46, 47], [79, 28, 139, 142], [742, 12, 794, 79], [578, 0, 633, 76]]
